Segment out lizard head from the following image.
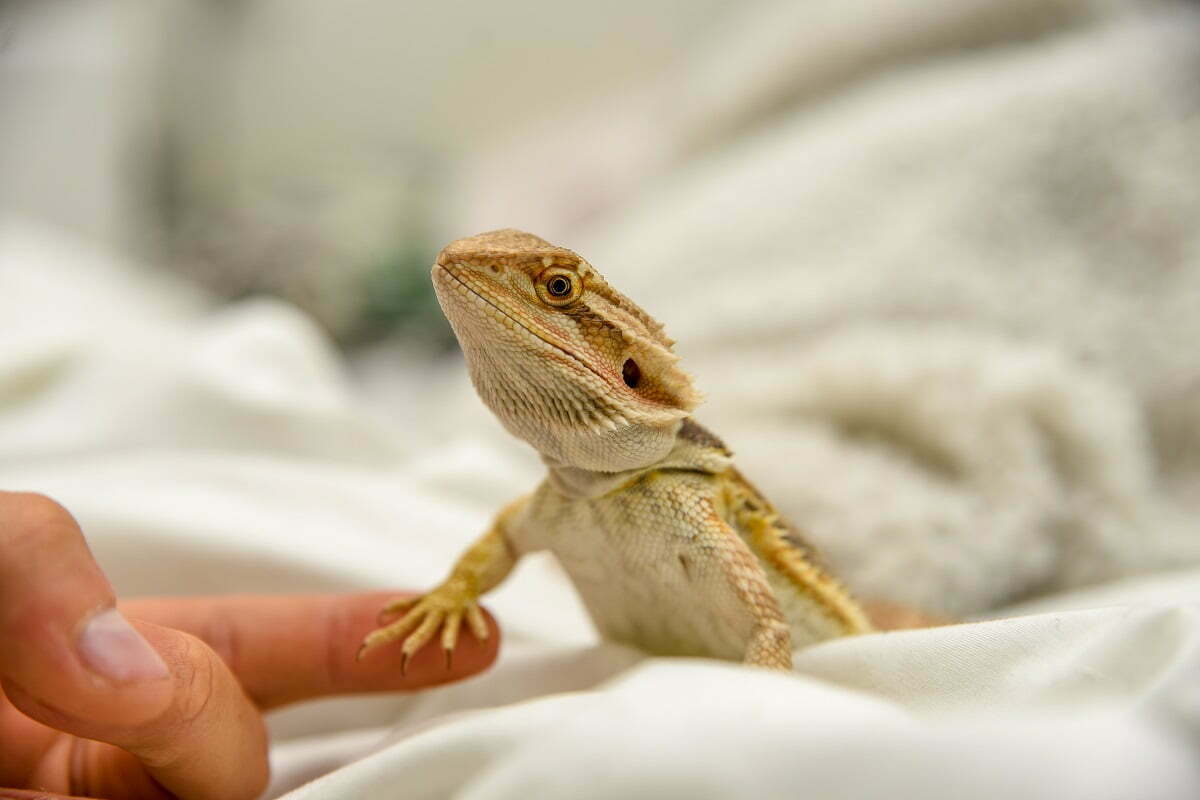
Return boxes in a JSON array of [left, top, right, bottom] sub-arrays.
[[432, 229, 701, 472]]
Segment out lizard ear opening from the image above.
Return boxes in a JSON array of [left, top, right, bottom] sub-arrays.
[[622, 359, 641, 388], [618, 339, 702, 419]]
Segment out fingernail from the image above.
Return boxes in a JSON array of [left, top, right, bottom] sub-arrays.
[[77, 608, 170, 684]]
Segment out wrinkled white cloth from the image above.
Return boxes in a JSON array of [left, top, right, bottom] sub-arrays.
[[2, 220, 1198, 798]]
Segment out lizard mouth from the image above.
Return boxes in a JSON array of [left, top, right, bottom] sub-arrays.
[[436, 263, 605, 385]]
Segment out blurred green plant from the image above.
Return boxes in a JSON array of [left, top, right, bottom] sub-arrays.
[[347, 239, 457, 351]]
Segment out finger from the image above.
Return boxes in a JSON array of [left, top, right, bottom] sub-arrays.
[[3, 619, 268, 800], [122, 592, 500, 709], [0, 493, 173, 728]]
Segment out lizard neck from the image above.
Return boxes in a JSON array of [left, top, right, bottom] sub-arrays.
[[545, 417, 734, 499]]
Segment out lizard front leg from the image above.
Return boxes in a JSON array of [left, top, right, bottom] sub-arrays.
[[714, 526, 794, 670], [358, 497, 524, 671], [686, 494, 795, 670]]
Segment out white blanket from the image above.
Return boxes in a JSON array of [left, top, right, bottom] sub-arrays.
[[3, 220, 1198, 798]]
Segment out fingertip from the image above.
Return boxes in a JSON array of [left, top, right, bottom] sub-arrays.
[[342, 602, 500, 695], [0, 491, 78, 535]]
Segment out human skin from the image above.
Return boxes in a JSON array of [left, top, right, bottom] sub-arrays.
[[0, 491, 499, 800]]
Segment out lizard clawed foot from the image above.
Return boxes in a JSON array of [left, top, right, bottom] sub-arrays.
[[376, 595, 421, 625], [358, 582, 490, 669]]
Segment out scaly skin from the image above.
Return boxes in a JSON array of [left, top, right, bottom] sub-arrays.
[[360, 230, 871, 670]]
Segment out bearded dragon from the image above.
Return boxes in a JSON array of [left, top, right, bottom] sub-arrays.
[[359, 229, 871, 670]]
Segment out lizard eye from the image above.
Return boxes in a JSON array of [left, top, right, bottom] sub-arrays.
[[536, 267, 582, 306]]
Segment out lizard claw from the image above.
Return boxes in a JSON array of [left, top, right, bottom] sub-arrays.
[[360, 583, 482, 672], [376, 595, 421, 625]]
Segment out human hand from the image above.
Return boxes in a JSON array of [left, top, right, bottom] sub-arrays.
[[0, 491, 500, 800]]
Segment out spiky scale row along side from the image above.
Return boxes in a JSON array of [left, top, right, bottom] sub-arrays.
[[721, 468, 873, 640]]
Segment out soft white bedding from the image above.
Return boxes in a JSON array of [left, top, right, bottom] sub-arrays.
[[3, 220, 1198, 798]]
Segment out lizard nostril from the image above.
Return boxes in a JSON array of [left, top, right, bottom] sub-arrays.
[[622, 358, 641, 388]]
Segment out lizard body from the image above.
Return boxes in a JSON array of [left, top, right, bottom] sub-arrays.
[[361, 229, 870, 669]]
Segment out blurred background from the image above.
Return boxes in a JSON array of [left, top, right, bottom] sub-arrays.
[[1, 0, 745, 346], [2, 0, 1199, 616]]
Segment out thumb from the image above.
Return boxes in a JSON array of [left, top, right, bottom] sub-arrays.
[[0, 493, 174, 726], [0, 493, 268, 800], [3, 621, 268, 800]]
